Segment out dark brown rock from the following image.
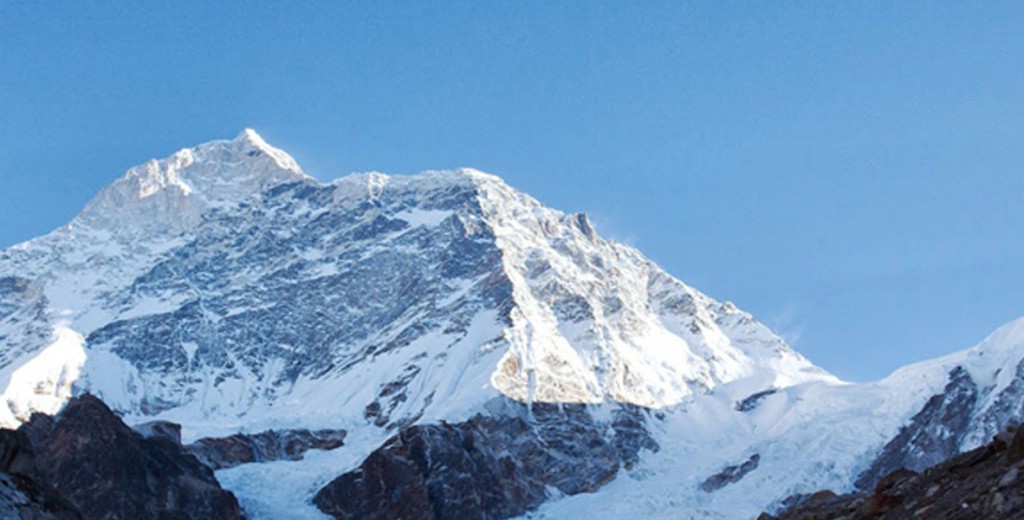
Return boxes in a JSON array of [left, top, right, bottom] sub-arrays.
[[873, 468, 917, 493], [0, 472, 82, 519], [25, 394, 243, 520], [1006, 425, 1024, 463], [0, 425, 81, 518], [0, 428, 37, 477], [770, 426, 1024, 520], [187, 427, 346, 470], [701, 453, 760, 492], [863, 490, 901, 516], [315, 401, 658, 520], [313, 435, 437, 520]]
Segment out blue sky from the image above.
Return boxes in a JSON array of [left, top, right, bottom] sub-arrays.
[[1, 2, 1022, 381]]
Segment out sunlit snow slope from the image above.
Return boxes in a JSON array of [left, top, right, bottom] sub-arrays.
[[525, 316, 1024, 519]]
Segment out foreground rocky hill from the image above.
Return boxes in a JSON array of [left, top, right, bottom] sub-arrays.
[[0, 394, 242, 519], [0, 428, 78, 520], [767, 425, 1024, 519]]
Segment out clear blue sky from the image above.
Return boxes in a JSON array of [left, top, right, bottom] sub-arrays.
[[1, 2, 1022, 381]]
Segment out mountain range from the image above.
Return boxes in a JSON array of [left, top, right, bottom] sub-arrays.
[[0, 130, 1021, 519]]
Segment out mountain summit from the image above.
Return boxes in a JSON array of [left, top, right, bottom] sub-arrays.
[[74, 129, 309, 235]]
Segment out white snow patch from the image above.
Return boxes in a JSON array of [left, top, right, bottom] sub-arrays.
[[395, 208, 453, 228], [0, 325, 87, 428]]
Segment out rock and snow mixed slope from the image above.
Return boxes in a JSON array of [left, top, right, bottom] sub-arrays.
[[525, 318, 1024, 519], [0, 130, 1020, 519], [0, 129, 831, 429]]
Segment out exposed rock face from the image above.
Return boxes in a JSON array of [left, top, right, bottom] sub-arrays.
[[0, 428, 37, 478], [187, 428, 347, 470], [134, 420, 182, 444], [855, 366, 978, 490], [701, 453, 761, 492], [314, 401, 658, 520], [0, 428, 79, 519], [735, 389, 778, 412], [0, 473, 81, 520], [24, 394, 243, 520], [769, 426, 1024, 520], [0, 277, 51, 376]]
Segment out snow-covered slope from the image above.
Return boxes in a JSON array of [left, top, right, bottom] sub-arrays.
[[526, 316, 1024, 519], [0, 130, 1019, 519], [0, 130, 832, 433]]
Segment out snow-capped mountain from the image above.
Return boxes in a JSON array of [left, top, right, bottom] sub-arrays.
[[0, 129, 831, 428], [0, 130, 1020, 519]]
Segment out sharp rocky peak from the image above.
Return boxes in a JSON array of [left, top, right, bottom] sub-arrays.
[[71, 129, 527, 239], [71, 129, 309, 237]]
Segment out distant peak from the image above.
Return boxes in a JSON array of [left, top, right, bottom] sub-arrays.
[[212, 128, 304, 174], [236, 127, 262, 142], [233, 128, 272, 150]]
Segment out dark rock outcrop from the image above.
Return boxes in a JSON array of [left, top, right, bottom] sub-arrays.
[[855, 366, 978, 490], [187, 427, 347, 470], [701, 453, 761, 492], [135, 420, 182, 444], [23, 394, 243, 520], [769, 425, 1024, 519], [0, 428, 80, 519], [0, 472, 81, 520], [0, 428, 37, 478], [314, 401, 658, 520], [736, 389, 778, 412]]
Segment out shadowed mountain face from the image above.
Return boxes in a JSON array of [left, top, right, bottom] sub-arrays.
[[17, 395, 242, 520], [0, 427, 79, 519]]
